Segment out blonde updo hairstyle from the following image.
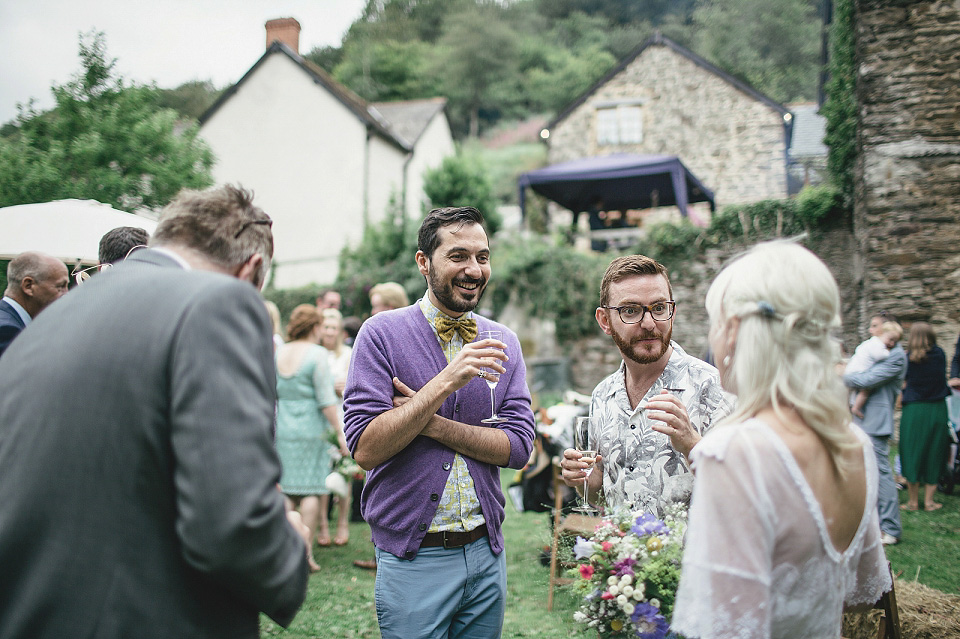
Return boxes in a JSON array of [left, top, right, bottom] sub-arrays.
[[705, 240, 857, 471], [286, 304, 322, 342]]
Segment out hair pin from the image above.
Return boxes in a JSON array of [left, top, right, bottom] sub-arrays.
[[757, 301, 777, 318]]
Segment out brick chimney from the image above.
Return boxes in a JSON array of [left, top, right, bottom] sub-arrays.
[[265, 17, 300, 53]]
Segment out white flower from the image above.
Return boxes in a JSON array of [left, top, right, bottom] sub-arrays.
[[573, 536, 595, 560], [607, 575, 618, 586], [608, 585, 620, 596], [650, 598, 660, 608], [620, 574, 633, 586], [622, 585, 634, 597], [573, 612, 588, 623], [616, 594, 628, 607], [622, 602, 635, 616], [632, 589, 645, 601]]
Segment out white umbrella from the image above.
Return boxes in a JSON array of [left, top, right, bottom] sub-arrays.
[[0, 200, 157, 265]]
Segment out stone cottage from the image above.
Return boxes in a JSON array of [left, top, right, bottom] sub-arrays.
[[541, 33, 794, 215]]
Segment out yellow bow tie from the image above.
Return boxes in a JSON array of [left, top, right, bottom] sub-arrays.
[[434, 316, 478, 343]]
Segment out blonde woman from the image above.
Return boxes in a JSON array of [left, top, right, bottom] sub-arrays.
[[671, 241, 891, 639], [275, 304, 349, 571], [319, 308, 353, 545]]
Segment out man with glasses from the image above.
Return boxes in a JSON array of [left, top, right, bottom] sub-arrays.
[[560, 254, 734, 514], [0, 185, 308, 638]]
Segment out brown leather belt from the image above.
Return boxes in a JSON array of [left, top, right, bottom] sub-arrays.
[[420, 527, 488, 549]]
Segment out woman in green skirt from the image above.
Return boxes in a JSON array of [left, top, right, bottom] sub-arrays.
[[900, 322, 951, 511]]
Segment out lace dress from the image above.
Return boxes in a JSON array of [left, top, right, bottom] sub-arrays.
[[671, 419, 891, 639]]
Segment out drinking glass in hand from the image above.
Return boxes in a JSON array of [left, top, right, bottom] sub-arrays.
[[573, 416, 599, 514], [478, 330, 507, 424]]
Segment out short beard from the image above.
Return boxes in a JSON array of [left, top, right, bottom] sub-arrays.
[[427, 266, 486, 315], [611, 325, 672, 365]]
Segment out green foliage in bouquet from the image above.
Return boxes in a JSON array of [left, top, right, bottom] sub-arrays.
[[569, 506, 686, 639]]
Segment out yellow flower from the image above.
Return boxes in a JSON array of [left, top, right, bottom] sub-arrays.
[[610, 619, 624, 632], [646, 536, 663, 552]]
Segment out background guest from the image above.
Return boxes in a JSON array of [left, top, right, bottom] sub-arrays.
[[275, 304, 349, 571], [264, 300, 284, 351], [672, 241, 891, 639], [98, 225, 150, 265], [369, 281, 409, 316], [316, 287, 342, 312], [0, 251, 69, 358], [900, 321, 951, 512], [948, 332, 960, 390], [320, 307, 353, 545]]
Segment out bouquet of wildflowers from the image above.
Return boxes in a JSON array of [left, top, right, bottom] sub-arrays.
[[570, 505, 687, 639]]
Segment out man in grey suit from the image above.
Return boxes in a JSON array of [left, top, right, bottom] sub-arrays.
[[844, 312, 906, 545], [0, 185, 309, 638], [0, 251, 69, 358]]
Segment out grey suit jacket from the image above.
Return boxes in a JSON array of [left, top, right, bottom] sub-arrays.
[[0, 250, 308, 639], [844, 343, 907, 437], [0, 298, 26, 358]]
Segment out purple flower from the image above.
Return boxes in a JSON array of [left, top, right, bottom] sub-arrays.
[[631, 513, 669, 537], [630, 602, 669, 639], [612, 557, 636, 577]]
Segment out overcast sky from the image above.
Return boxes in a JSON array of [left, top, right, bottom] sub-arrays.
[[0, 0, 367, 124]]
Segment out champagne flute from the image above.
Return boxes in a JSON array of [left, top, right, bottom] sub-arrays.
[[572, 416, 599, 514], [478, 330, 507, 424]]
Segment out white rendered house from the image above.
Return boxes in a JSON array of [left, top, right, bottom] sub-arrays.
[[199, 18, 454, 287]]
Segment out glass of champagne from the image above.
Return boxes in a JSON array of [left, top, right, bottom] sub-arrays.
[[572, 416, 599, 514], [478, 330, 507, 424]]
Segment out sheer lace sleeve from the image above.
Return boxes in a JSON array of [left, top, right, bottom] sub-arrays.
[[671, 430, 775, 639]]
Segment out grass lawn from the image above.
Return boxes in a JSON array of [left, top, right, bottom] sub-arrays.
[[263, 468, 958, 637]]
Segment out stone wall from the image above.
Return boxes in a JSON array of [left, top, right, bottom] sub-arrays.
[[520, 228, 861, 396], [548, 42, 790, 207], [854, 0, 960, 349]]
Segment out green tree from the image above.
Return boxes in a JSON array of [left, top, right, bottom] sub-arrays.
[[821, 0, 856, 207], [0, 32, 213, 211], [333, 39, 439, 102], [422, 154, 502, 235], [431, 5, 522, 138], [156, 80, 222, 121], [693, 0, 821, 103]]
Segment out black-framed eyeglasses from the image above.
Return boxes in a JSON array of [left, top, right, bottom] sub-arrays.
[[235, 219, 273, 239], [602, 301, 676, 324]]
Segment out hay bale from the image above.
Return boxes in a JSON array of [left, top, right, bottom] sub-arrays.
[[843, 579, 960, 639]]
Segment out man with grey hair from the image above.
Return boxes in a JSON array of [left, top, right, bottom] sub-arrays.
[[0, 185, 309, 638], [0, 251, 69, 358]]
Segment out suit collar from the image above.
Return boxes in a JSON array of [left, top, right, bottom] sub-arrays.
[[126, 248, 188, 270], [1, 297, 30, 326]]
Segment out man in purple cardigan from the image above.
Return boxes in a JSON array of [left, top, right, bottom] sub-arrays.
[[343, 206, 536, 639]]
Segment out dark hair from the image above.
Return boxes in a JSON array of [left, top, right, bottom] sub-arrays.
[[151, 185, 273, 283], [342, 316, 362, 340], [600, 254, 672, 306], [98, 226, 150, 264], [417, 206, 485, 259]]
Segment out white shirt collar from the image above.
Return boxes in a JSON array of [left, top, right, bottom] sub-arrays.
[[2, 296, 32, 325], [150, 247, 192, 270]]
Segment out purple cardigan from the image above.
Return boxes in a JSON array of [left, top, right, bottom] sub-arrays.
[[343, 304, 535, 559]]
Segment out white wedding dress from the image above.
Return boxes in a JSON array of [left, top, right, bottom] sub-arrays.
[[671, 418, 892, 639]]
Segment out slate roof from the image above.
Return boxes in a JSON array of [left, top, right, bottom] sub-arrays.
[[369, 98, 448, 148], [787, 103, 828, 158], [199, 42, 409, 153], [546, 32, 790, 131]]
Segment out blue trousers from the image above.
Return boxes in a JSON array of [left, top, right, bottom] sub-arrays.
[[374, 538, 506, 639], [870, 434, 902, 539]]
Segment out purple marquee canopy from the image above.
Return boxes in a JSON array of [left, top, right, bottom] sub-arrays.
[[518, 153, 715, 219]]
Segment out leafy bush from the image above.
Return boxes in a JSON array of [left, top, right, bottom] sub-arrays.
[[423, 154, 502, 234], [487, 236, 608, 342]]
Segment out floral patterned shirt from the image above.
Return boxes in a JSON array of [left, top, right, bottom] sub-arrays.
[[590, 341, 735, 515]]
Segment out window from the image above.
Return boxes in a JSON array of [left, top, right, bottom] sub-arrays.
[[596, 103, 643, 146]]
